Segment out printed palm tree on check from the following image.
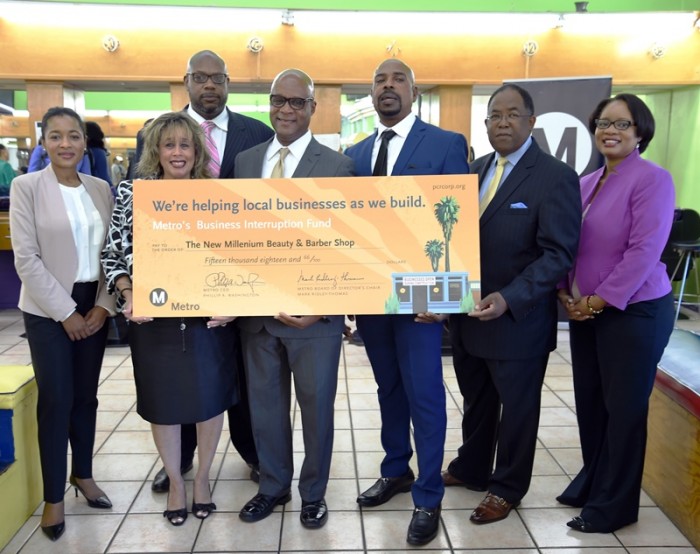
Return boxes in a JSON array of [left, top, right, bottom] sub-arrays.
[[424, 239, 444, 272], [433, 196, 460, 271]]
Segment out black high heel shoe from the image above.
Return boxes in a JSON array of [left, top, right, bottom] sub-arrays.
[[567, 516, 598, 533], [69, 475, 113, 509], [164, 507, 188, 526], [192, 501, 217, 520], [41, 521, 65, 541]]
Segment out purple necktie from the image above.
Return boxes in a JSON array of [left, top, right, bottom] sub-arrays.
[[201, 120, 221, 178]]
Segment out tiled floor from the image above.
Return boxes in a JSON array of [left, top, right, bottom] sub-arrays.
[[1, 307, 699, 554]]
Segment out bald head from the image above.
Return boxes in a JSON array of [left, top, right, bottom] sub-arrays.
[[371, 59, 418, 127], [270, 68, 315, 97], [186, 50, 227, 74], [184, 50, 229, 119]]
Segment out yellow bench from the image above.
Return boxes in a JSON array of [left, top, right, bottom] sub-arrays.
[[0, 365, 42, 551]]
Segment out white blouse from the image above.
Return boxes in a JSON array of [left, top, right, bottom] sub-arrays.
[[59, 183, 105, 282]]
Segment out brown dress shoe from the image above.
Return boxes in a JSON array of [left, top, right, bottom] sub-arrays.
[[441, 470, 487, 491], [470, 492, 519, 524]]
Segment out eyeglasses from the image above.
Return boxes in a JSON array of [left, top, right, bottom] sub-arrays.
[[187, 72, 228, 85], [594, 118, 634, 130], [485, 113, 532, 124], [270, 95, 314, 110]]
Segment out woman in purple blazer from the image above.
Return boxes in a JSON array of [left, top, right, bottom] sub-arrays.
[[556, 94, 675, 533]]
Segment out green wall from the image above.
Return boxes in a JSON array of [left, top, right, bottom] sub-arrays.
[[643, 87, 700, 298]]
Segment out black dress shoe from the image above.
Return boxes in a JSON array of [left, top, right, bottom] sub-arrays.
[[151, 463, 194, 493], [239, 492, 292, 523], [300, 498, 328, 529], [41, 522, 65, 541], [407, 505, 441, 545], [567, 516, 598, 533], [357, 469, 415, 507], [69, 475, 112, 509]]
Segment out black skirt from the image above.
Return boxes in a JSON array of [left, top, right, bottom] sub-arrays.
[[128, 317, 239, 424]]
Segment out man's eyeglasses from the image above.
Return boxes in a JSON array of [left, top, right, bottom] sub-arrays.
[[187, 72, 228, 85], [485, 113, 532, 124], [270, 95, 314, 110], [594, 119, 634, 130]]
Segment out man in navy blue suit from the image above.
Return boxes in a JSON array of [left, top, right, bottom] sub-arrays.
[[442, 84, 581, 525], [345, 59, 469, 546]]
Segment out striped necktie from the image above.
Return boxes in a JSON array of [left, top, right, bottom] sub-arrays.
[[200, 120, 221, 178]]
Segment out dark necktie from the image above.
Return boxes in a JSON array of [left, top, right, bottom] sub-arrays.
[[372, 129, 397, 176]]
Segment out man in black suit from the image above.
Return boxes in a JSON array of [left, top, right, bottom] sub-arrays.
[[150, 49, 274, 492], [442, 84, 581, 524]]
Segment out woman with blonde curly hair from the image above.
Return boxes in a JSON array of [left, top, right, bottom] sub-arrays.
[[102, 112, 239, 526]]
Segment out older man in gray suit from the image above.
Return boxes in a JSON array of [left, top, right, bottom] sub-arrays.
[[235, 69, 355, 529]]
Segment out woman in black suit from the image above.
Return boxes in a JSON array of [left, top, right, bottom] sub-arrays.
[[10, 107, 115, 541]]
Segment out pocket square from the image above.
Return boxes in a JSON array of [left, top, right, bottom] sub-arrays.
[[510, 202, 528, 209]]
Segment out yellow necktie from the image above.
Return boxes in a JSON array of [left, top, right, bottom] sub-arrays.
[[479, 156, 508, 216], [271, 147, 289, 178]]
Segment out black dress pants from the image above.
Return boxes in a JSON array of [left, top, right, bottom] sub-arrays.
[[24, 282, 109, 503]]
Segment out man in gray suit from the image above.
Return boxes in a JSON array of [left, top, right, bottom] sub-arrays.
[[235, 69, 355, 529]]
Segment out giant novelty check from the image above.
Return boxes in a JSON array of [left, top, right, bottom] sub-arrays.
[[132, 175, 480, 317]]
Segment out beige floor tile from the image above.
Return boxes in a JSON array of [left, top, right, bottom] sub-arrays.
[[545, 375, 576, 391], [627, 546, 698, 554], [541, 389, 567, 408], [520, 475, 573, 508], [115, 411, 151, 432], [538, 425, 581, 449], [97, 394, 137, 412], [615, 507, 694, 547], [0, 515, 41, 554], [540, 546, 627, 554], [329, 451, 357, 479], [533, 447, 567, 476], [108, 512, 198, 553], [348, 392, 380, 411], [280, 510, 363, 550], [350, 409, 382, 429], [129, 480, 193, 514], [352, 428, 382, 451], [100, 431, 159, 454], [440, 486, 483, 511], [193, 511, 282, 552], [96, 410, 126, 432], [519, 507, 622, 548], [207, 478, 258, 513], [346, 377, 381, 394], [363, 508, 450, 550], [355, 450, 386, 478], [442, 508, 536, 549], [540, 406, 579, 426], [98, 379, 137, 395], [92, 453, 158, 482], [20, 514, 123, 554], [549, 447, 584, 475]]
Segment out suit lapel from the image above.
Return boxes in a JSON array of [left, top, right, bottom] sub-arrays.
[[392, 119, 426, 175], [293, 138, 321, 177], [481, 141, 540, 223], [354, 132, 377, 176]]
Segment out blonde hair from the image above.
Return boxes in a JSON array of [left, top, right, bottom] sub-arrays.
[[136, 112, 211, 179]]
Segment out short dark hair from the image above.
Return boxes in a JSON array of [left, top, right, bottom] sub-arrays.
[[41, 107, 85, 139], [85, 121, 106, 149], [588, 93, 655, 154], [488, 84, 535, 116]]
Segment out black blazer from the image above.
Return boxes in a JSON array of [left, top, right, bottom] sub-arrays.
[[454, 138, 581, 360]]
